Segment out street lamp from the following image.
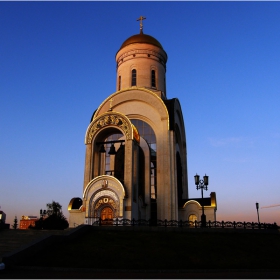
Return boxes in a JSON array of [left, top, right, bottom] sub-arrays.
[[194, 174, 209, 227], [40, 209, 46, 219], [256, 202, 260, 224]]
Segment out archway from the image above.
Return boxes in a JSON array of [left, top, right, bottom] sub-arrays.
[[189, 214, 197, 226]]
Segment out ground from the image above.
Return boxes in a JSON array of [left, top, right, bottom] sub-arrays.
[[2, 227, 280, 279]]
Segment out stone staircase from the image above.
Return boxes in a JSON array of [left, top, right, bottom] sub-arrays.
[[0, 228, 71, 263]]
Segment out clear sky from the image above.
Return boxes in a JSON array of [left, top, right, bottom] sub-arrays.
[[1, 1, 280, 226]]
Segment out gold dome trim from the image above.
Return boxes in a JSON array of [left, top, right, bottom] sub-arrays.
[[119, 33, 164, 50]]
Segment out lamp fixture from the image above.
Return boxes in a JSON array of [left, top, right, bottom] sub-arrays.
[[194, 173, 209, 227]]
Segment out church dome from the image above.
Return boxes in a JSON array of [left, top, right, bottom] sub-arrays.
[[115, 26, 168, 96], [119, 32, 164, 50]]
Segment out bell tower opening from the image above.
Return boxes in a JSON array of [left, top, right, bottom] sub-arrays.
[[114, 141, 125, 184], [96, 130, 124, 178]]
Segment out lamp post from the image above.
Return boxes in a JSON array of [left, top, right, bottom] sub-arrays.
[[194, 174, 209, 227], [40, 209, 46, 219], [256, 202, 260, 224]]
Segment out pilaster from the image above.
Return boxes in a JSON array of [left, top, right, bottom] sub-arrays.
[[83, 144, 92, 190], [123, 139, 134, 219]]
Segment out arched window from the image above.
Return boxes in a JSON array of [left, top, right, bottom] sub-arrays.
[[151, 70, 156, 88], [118, 76, 121, 91], [131, 69, 137, 86]]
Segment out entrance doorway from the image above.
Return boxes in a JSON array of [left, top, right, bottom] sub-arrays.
[[189, 214, 197, 226], [101, 207, 113, 225]]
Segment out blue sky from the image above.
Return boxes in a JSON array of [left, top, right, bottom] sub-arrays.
[[1, 1, 280, 226]]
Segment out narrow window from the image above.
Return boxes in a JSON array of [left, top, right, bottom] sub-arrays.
[[118, 76, 121, 91], [151, 70, 156, 88], [131, 69, 136, 86]]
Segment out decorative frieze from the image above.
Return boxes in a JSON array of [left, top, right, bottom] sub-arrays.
[[94, 197, 117, 210], [117, 49, 166, 67], [87, 113, 132, 144]]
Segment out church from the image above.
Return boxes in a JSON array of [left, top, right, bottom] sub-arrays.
[[68, 18, 217, 227]]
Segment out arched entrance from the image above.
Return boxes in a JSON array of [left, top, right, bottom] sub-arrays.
[[189, 214, 197, 226], [83, 175, 126, 225], [93, 196, 118, 225]]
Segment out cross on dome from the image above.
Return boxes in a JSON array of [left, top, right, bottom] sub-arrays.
[[137, 16, 146, 34]]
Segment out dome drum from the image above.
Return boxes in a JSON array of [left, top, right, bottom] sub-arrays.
[[115, 32, 167, 96], [116, 49, 167, 69]]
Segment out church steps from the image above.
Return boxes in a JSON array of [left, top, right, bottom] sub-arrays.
[[0, 228, 74, 263], [1, 225, 90, 266]]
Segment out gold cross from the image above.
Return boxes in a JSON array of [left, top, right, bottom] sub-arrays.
[[137, 16, 146, 33], [109, 98, 113, 110]]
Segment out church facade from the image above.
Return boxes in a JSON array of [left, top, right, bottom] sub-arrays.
[[68, 20, 217, 227]]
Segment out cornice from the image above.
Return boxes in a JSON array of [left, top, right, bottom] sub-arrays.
[[117, 49, 167, 68]]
